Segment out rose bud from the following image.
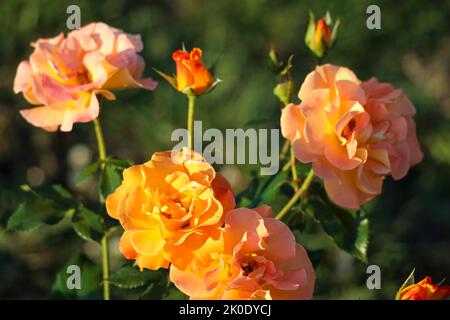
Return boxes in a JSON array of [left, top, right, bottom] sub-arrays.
[[399, 276, 450, 300], [305, 11, 340, 59], [154, 47, 220, 96]]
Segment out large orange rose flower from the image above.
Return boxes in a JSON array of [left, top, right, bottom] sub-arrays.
[[170, 206, 315, 300], [399, 276, 450, 300], [281, 64, 423, 209], [106, 148, 235, 271], [14, 22, 157, 132]]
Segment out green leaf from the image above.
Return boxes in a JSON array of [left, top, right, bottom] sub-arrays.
[[164, 284, 188, 300], [7, 201, 68, 231], [51, 255, 102, 299], [331, 19, 340, 46], [107, 158, 133, 169], [0, 189, 22, 228], [98, 157, 131, 201], [108, 264, 165, 289], [304, 10, 316, 47], [21, 184, 75, 204], [75, 161, 101, 184], [306, 187, 369, 263], [7, 185, 77, 231], [274, 80, 295, 105], [135, 269, 171, 299], [237, 170, 290, 208], [202, 78, 222, 96], [280, 54, 294, 77], [268, 45, 283, 72], [76, 158, 131, 186], [71, 206, 104, 243], [395, 269, 415, 300], [152, 68, 177, 89], [258, 170, 290, 203], [295, 162, 313, 178], [138, 282, 169, 300], [324, 11, 332, 25], [286, 205, 308, 231], [99, 162, 122, 201]]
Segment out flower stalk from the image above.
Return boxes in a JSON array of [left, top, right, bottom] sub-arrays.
[[275, 169, 314, 220], [93, 118, 110, 301], [290, 143, 299, 190], [187, 95, 196, 150], [93, 119, 107, 166]]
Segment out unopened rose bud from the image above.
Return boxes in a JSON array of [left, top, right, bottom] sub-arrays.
[[314, 19, 331, 47], [305, 11, 340, 59], [398, 276, 450, 300], [154, 47, 221, 96], [172, 48, 214, 95]]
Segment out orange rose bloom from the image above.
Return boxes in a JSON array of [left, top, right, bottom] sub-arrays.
[[172, 48, 214, 95], [14, 22, 157, 132], [170, 206, 315, 300], [281, 64, 423, 209], [400, 276, 450, 300], [106, 148, 235, 270]]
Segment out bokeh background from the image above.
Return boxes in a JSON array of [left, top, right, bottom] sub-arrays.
[[0, 0, 449, 299]]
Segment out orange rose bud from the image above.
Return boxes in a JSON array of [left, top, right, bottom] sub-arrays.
[[314, 19, 332, 47], [305, 11, 339, 58], [399, 276, 450, 300], [172, 48, 214, 95]]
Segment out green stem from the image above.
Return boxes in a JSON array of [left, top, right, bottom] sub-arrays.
[[101, 235, 110, 300], [93, 118, 110, 300], [93, 119, 107, 163], [187, 95, 196, 150], [275, 169, 315, 221], [290, 143, 298, 190], [280, 140, 290, 160], [282, 159, 291, 172]]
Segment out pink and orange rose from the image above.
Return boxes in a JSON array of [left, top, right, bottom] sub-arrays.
[[106, 148, 235, 271], [14, 22, 157, 132], [106, 148, 315, 300], [170, 206, 315, 300], [281, 64, 423, 209]]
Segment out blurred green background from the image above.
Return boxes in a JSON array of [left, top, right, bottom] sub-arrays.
[[0, 0, 449, 299]]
